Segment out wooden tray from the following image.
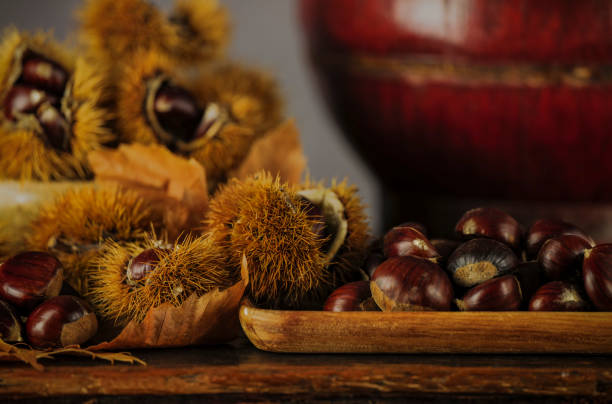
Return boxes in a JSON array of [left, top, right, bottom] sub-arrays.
[[239, 305, 612, 354]]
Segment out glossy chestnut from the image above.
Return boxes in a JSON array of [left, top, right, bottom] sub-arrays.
[[446, 238, 519, 288], [0, 251, 63, 310], [363, 251, 385, 279], [394, 221, 427, 237], [537, 235, 593, 281], [36, 103, 71, 151], [430, 239, 460, 265], [26, 295, 98, 348], [21, 54, 69, 96], [323, 281, 377, 311], [455, 275, 522, 311], [153, 82, 203, 143], [455, 207, 522, 250], [528, 281, 588, 311], [3, 85, 49, 120], [526, 218, 593, 259], [383, 226, 439, 260], [582, 244, 612, 310], [370, 256, 453, 311], [510, 261, 543, 306], [126, 248, 170, 285], [0, 300, 23, 342]]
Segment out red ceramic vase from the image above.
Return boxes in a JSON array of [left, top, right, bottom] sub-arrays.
[[301, 0, 612, 237]]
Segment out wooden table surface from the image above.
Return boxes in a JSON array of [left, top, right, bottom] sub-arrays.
[[1, 339, 611, 403]]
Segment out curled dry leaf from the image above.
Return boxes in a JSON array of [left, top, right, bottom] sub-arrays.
[[88, 255, 249, 350], [0, 338, 145, 371], [88, 144, 208, 239], [229, 119, 306, 185]]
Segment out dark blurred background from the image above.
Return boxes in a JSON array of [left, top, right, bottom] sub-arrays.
[[0, 0, 383, 233]]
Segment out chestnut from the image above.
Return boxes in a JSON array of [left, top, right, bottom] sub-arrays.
[[455, 275, 522, 311], [26, 295, 97, 348], [582, 244, 612, 310], [510, 261, 543, 305], [21, 54, 69, 95], [3, 85, 49, 120], [394, 221, 427, 237], [383, 226, 439, 260], [126, 248, 171, 285], [455, 207, 522, 250], [363, 251, 385, 279], [36, 103, 71, 151], [0, 300, 23, 342], [526, 219, 593, 259], [537, 235, 593, 281], [323, 281, 377, 311], [370, 256, 453, 311], [153, 82, 203, 143], [430, 239, 460, 265], [0, 251, 63, 310], [528, 281, 588, 311], [446, 239, 519, 288]]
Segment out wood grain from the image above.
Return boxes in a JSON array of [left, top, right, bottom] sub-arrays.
[[1, 343, 612, 399], [240, 306, 612, 353]]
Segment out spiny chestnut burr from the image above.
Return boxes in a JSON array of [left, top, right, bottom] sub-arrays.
[[455, 275, 521, 311], [323, 281, 378, 311], [298, 195, 329, 242], [26, 295, 98, 349], [537, 235, 593, 281], [0, 300, 23, 342], [528, 281, 588, 311], [3, 85, 50, 120], [126, 248, 170, 285], [37, 104, 71, 152], [0, 251, 63, 311], [21, 54, 69, 96], [526, 219, 593, 259], [370, 256, 453, 311], [455, 207, 522, 250], [153, 82, 203, 143], [582, 244, 612, 310], [383, 226, 439, 260], [446, 238, 519, 288]]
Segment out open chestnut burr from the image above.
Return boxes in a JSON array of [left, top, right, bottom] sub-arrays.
[[526, 219, 594, 259], [582, 244, 612, 310], [383, 226, 439, 260], [26, 295, 98, 349], [323, 281, 377, 311], [370, 256, 453, 311], [455, 207, 523, 250], [528, 281, 588, 311], [537, 235, 594, 281], [446, 238, 519, 288], [0, 251, 63, 311]]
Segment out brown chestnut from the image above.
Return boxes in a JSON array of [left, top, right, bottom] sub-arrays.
[[363, 252, 385, 279], [126, 248, 171, 285], [36, 103, 71, 151], [394, 221, 427, 237], [455, 207, 522, 250], [446, 239, 519, 288], [26, 295, 97, 348], [455, 275, 521, 311], [0, 300, 23, 342], [383, 226, 439, 260], [153, 82, 203, 143], [323, 281, 377, 311], [3, 85, 50, 121], [528, 281, 588, 311], [430, 239, 460, 265], [370, 256, 453, 311], [582, 244, 612, 310], [510, 261, 543, 305], [526, 219, 593, 259], [537, 235, 593, 281], [21, 54, 69, 96], [0, 251, 63, 310]]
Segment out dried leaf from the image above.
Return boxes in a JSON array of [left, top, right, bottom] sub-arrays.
[[229, 119, 306, 185], [88, 256, 249, 350], [0, 338, 145, 371], [88, 144, 209, 239]]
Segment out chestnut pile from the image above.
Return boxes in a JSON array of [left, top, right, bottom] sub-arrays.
[[324, 207, 612, 312], [0, 251, 97, 348]]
